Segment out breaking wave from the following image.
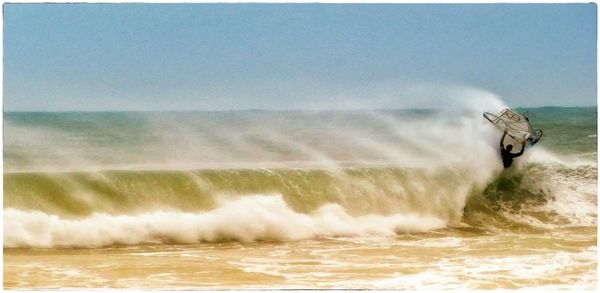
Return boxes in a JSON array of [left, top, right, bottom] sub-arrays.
[[4, 161, 596, 248]]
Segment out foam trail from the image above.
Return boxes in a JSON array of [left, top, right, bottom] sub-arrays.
[[4, 195, 446, 248], [524, 146, 598, 167]]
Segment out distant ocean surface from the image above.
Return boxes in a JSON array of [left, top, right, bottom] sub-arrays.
[[3, 105, 597, 289]]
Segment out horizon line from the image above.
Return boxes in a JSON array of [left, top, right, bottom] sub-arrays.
[[3, 105, 597, 113]]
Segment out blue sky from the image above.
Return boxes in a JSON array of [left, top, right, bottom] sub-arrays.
[[3, 3, 597, 111]]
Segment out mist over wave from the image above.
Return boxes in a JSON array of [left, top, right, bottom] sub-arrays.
[[4, 88, 509, 172]]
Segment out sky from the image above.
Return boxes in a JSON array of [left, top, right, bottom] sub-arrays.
[[3, 3, 597, 111]]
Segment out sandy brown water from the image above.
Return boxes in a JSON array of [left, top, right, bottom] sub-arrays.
[[4, 227, 596, 290]]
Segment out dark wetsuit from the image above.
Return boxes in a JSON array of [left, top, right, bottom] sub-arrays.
[[500, 132, 525, 168]]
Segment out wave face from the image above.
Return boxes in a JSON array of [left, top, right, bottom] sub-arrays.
[[4, 98, 597, 248]]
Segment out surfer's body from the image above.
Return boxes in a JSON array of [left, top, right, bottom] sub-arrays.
[[500, 129, 526, 168]]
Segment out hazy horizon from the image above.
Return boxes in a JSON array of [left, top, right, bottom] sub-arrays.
[[4, 104, 596, 114]]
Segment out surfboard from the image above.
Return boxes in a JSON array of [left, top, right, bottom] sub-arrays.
[[483, 109, 542, 153]]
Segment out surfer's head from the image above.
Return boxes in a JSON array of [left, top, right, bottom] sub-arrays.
[[506, 145, 513, 151]]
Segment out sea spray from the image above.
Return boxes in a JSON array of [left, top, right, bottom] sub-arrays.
[[4, 90, 508, 173]]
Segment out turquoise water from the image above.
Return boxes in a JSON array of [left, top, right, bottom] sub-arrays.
[[516, 107, 596, 155]]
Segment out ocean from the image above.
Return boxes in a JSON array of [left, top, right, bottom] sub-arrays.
[[3, 102, 597, 289]]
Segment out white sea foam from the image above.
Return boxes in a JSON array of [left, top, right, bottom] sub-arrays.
[[525, 146, 597, 168], [4, 194, 447, 248]]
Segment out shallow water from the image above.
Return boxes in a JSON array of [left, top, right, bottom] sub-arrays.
[[5, 228, 596, 289]]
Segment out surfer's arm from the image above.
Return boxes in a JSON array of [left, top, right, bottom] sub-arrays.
[[513, 143, 526, 158], [500, 130, 508, 148]]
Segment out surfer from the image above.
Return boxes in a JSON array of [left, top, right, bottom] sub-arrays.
[[484, 108, 542, 168], [500, 129, 527, 168]]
